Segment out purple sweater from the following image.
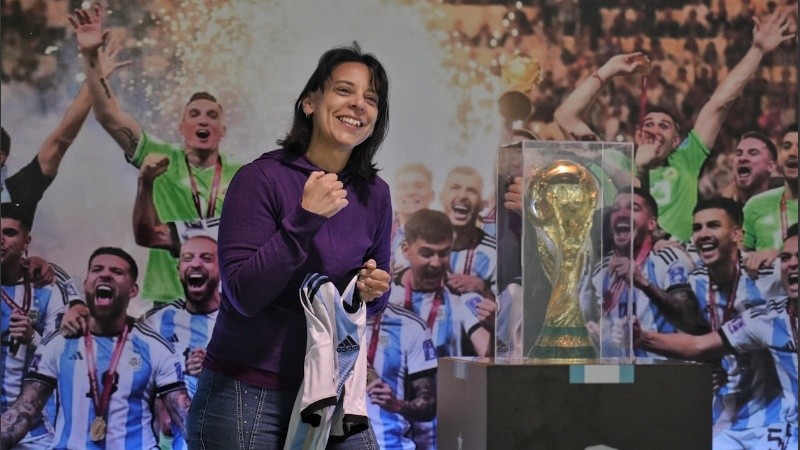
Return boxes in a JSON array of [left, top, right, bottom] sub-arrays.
[[205, 148, 391, 389]]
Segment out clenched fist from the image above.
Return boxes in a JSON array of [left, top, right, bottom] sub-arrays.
[[301, 171, 349, 218]]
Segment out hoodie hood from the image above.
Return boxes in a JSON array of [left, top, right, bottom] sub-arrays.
[[257, 148, 353, 184]]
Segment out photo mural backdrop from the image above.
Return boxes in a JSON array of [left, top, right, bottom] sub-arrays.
[[1, 0, 796, 449]]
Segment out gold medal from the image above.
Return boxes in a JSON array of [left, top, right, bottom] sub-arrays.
[[366, 365, 380, 386], [501, 54, 543, 93], [90, 416, 106, 442]]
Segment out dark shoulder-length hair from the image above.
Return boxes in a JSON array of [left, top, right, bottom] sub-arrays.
[[277, 41, 390, 182]]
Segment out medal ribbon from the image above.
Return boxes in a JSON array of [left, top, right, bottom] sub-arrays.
[[85, 323, 130, 421], [0, 281, 31, 313], [1, 280, 32, 355], [402, 269, 444, 329], [780, 190, 789, 241], [185, 154, 222, 219], [789, 301, 798, 349], [462, 248, 475, 276], [707, 259, 741, 331], [366, 313, 382, 366]]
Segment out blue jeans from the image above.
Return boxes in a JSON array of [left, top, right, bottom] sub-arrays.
[[187, 369, 377, 450]]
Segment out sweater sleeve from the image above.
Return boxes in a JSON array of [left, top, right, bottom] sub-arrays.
[[365, 180, 392, 317], [217, 162, 327, 317]]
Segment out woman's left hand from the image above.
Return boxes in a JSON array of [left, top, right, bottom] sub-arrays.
[[357, 259, 390, 302]]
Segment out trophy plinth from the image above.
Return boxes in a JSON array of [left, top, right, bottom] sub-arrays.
[[527, 160, 598, 361]]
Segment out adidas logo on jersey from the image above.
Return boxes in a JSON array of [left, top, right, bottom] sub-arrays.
[[69, 351, 84, 360], [169, 334, 180, 343], [336, 335, 360, 353]]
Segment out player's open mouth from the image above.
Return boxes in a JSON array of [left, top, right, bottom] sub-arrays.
[[95, 284, 114, 306], [187, 273, 207, 288], [196, 129, 211, 139], [452, 203, 471, 220], [785, 158, 798, 169], [789, 272, 798, 286], [737, 166, 751, 178], [697, 241, 718, 256], [613, 217, 631, 232]]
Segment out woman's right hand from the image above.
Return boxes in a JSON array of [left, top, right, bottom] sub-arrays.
[[301, 171, 349, 218]]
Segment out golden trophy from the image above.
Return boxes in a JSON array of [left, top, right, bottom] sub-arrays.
[[527, 160, 598, 361]]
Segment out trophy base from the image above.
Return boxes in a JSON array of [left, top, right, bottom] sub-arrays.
[[531, 325, 597, 361]]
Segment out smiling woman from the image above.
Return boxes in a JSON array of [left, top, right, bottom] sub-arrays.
[[186, 42, 393, 450]]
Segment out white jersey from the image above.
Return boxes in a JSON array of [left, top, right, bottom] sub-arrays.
[[591, 247, 693, 358], [388, 273, 481, 358], [142, 299, 217, 398], [171, 217, 220, 245], [390, 217, 408, 275], [449, 228, 497, 294], [496, 280, 523, 359], [1, 280, 69, 441], [27, 320, 185, 450], [689, 262, 786, 432], [721, 297, 798, 427], [367, 303, 437, 450], [285, 273, 368, 450]]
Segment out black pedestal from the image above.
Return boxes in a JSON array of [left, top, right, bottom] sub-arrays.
[[437, 358, 713, 450]]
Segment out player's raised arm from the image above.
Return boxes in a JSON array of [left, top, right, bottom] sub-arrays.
[[554, 52, 647, 140], [693, 10, 795, 149], [69, 5, 142, 157], [37, 38, 131, 177]]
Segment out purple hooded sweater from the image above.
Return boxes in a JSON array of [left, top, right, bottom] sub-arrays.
[[204, 148, 391, 390]]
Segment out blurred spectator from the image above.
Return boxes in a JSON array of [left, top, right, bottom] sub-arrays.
[[656, 9, 681, 37], [682, 9, 709, 38]]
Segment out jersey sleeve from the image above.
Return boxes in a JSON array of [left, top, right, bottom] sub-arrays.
[[742, 197, 758, 250], [42, 284, 68, 338], [4, 157, 53, 207], [654, 248, 693, 290], [51, 263, 83, 305], [672, 129, 711, 174], [127, 131, 179, 168], [27, 333, 63, 385], [140, 324, 185, 395], [459, 293, 483, 335], [719, 307, 769, 354], [153, 343, 185, 396]]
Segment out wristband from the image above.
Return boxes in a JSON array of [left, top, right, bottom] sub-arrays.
[[591, 72, 605, 85]]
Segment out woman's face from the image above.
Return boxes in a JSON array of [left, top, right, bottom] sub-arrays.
[[303, 62, 379, 154]]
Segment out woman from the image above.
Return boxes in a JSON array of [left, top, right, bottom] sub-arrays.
[[187, 42, 392, 449]]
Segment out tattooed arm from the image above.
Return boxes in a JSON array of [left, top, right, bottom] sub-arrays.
[[644, 284, 710, 335], [367, 371, 437, 422], [69, 5, 142, 158], [161, 388, 191, 439], [1, 380, 54, 448]]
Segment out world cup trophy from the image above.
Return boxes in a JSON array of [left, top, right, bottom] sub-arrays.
[[527, 160, 598, 361]]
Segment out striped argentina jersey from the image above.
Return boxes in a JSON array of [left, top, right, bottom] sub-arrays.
[[449, 228, 497, 293], [388, 272, 481, 358], [141, 299, 217, 397], [689, 260, 786, 431], [284, 273, 368, 450], [721, 297, 798, 427], [1, 280, 70, 440], [367, 303, 437, 450], [26, 320, 185, 450], [591, 247, 693, 358]]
